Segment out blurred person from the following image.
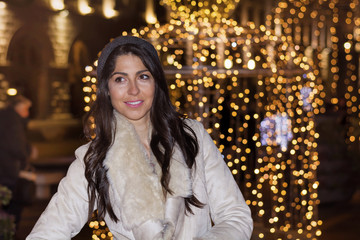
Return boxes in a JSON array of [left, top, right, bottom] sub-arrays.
[[27, 36, 253, 239], [0, 94, 35, 226]]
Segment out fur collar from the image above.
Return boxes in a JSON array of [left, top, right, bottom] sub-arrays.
[[104, 112, 192, 236]]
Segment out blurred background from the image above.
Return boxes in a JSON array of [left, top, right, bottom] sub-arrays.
[[0, 0, 359, 239]]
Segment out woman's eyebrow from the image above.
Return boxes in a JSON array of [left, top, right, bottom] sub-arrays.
[[110, 71, 127, 77], [136, 69, 150, 75], [110, 69, 149, 77]]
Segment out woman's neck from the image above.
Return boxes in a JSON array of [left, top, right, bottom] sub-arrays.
[[131, 119, 151, 156], [114, 111, 152, 157]]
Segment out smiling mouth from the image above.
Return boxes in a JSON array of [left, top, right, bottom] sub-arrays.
[[125, 100, 143, 107]]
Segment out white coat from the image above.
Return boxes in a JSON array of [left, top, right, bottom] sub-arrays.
[[27, 114, 253, 240]]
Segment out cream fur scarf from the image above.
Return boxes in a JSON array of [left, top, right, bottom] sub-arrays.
[[104, 112, 192, 239]]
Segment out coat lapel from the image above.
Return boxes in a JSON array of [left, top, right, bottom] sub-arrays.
[[104, 112, 164, 230], [104, 112, 192, 239]]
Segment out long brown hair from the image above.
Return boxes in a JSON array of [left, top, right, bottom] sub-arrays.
[[83, 42, 202, 222]]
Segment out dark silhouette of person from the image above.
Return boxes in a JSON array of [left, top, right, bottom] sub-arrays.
[[0, 95, 34, 226]]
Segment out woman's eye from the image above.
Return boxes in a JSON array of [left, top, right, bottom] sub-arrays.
[[114, 76, 125, 83], [139, 74, 150, 80]]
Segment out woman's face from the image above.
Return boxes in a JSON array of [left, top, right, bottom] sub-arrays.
[[108, 54, 155, 126]]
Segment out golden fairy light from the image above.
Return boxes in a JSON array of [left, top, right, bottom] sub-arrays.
[[102, 0, 118, 19], [78, 0, 93, 15], [6, 88, 17, 96]]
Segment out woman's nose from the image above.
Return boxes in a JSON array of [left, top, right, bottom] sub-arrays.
[[128, 81, 140, 95]]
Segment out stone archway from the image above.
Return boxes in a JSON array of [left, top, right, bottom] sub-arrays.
[[7, 26, 54, 119]]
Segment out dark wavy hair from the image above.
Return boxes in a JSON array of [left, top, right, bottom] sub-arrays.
[[83, 43, 203, 222]]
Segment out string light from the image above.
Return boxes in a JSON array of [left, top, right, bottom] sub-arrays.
[[78, 0, 93, 15], [6, 88, 17, 96], [50, 0, 65, 11]]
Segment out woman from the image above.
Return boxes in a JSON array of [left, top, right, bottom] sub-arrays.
[[27, 36, 253, 239]]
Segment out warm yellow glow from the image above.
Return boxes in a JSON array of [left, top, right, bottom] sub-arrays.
[[103, 0, 119, 18], [85, 66, 93, 72], [78, 0, 93, 15], [344, 41, 351, 50], [145, 0, 158, 24], [247, 59, 255, 70], [224, 59, 233, 69], [50, 0, 65, 11], [0, 2, 6, 9], [6, 88, 17, 96], [167, 55, 174, 65]]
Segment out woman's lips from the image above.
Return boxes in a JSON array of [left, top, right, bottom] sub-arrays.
[[125, 100, 143, 107]]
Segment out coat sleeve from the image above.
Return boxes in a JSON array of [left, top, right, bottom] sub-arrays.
[[26, 146, 90, 240], [194, 121, 253, 240]]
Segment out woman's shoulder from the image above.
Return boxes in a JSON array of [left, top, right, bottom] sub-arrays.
[[183, 117, 207, 137], [74, 142, 91, 160], [183, 117, 203, 129], [64, 142, 91, 170]]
